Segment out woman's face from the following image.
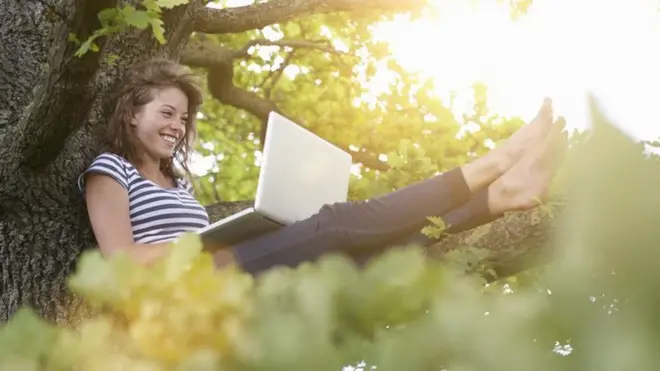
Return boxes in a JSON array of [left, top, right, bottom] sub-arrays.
[[131, 87, 189, 162]]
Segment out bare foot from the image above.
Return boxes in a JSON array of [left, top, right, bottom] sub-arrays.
[[487, 116, 568, 214], [460, 99, 555, 192], [493, 97, 555, 170]]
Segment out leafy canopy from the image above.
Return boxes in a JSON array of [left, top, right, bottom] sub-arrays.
[[191, 14, 528, 202]]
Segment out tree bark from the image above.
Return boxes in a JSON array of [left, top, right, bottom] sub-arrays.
[[428, 203, 563, 279]]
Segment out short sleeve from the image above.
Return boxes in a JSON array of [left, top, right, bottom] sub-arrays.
[[77, 153, 129, 193]]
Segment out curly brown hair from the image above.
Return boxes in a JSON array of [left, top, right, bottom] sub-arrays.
[[106, 58, 203, 183]]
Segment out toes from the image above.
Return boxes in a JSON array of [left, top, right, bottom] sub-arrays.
[[538, 97, 553, 114], [554, 116, 567, 132], [532, 99, 552, 121], [531, 98, 555, 134], [545, 117, 570, 170]]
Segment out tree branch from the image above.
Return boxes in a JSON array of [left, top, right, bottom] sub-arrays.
[[182, 39, 390, 171], [196, 0, 428, 34], [263, 50, 295, 98], [206, 63, 389, 170], [181, 38, 343, 67], [180, 38, 235, 68], [428, 201, 566, 280]]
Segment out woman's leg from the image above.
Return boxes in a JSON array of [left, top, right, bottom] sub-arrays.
[[348, 187, 497, 266], [227, 167, 474, 274], [348, 115, 569, 266]]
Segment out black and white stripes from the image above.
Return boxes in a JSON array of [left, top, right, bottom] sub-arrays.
[[78, 153, 210, 244]]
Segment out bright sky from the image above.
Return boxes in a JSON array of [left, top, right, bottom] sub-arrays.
[[373, 0, 660, 141], [211, 0, 660, 144]]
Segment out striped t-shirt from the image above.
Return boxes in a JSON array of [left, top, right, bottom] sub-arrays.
[[78, 152, 210, 244]]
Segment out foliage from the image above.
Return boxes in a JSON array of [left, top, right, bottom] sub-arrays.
[[70, 0, 190, 57], [3, 99, 660, 370], [194, 63, 526, 203]]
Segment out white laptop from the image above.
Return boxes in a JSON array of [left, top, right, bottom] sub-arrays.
[[198, 111, 353, 249]]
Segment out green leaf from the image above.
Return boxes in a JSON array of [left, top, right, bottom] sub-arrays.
[[421, 216, 447, 240], [142, 0, 162, 13], [67, 32, 80, 44], [149, 18, 166, 44], [122, 6, 152, 29], [105, 53, 120, 66], [74, 36, 96, 57], [97, 7, 120, 28]]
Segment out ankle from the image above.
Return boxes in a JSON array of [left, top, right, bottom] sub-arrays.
[[462, 152, 511, 193], [490, 180, 547, 214]]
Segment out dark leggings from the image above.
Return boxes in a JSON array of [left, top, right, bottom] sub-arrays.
[[228, 168, 499, 275]]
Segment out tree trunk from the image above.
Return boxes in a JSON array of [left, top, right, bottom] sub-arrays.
[[0, 0, 202, 323]]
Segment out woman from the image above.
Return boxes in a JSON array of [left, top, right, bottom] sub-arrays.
[[78, 59, 567, 274]]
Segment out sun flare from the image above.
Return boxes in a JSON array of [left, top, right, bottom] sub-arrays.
[[373, 0, 660, 141]]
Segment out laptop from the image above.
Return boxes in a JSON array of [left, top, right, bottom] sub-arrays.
[[198, 111, 353, 250]]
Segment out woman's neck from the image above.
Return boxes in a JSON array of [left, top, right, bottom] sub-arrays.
[[136, 155, 166, 184]]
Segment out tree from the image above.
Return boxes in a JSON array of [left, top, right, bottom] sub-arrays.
[[0, 0, 546, 324]]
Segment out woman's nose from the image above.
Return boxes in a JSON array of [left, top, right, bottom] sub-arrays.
[[171, 117, 185, 131]]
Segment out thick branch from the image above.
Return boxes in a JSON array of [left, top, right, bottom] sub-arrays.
[[182, 39, 389, 170], [196, 0, 428, 34], [212, 64, 388, 170], [207, 61, 280, 123], [182, 38, 342, 66], [181, 38, 236, 68], [428, 204, 565, 280]]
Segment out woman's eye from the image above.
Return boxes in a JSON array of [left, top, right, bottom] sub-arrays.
[[162, 111, 172, 117]]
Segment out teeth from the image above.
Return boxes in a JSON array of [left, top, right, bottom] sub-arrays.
[[161, 135, 176, 144]]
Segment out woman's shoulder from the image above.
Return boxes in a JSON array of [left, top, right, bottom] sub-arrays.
[[78, 152, 134, 193], [88, 152, 132, 169]]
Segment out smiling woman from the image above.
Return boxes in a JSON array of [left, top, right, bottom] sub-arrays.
[[78, 59, 210, 264], [77, 58, 568, 274]]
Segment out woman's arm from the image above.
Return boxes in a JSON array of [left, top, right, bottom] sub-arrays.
[[84, 173, 171, 265]]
